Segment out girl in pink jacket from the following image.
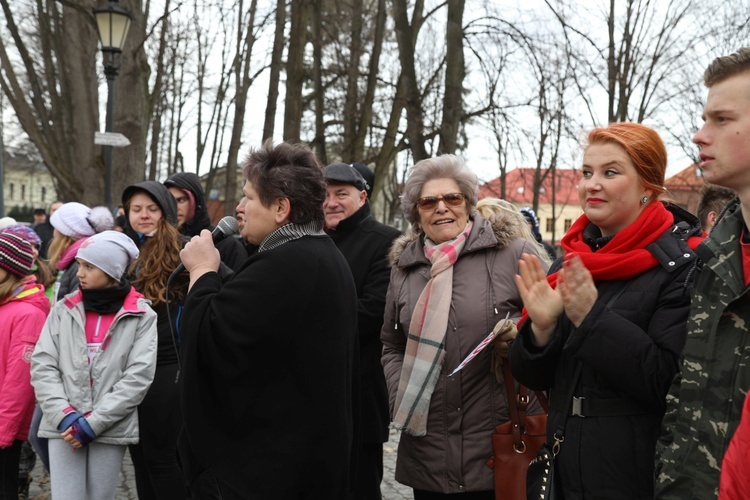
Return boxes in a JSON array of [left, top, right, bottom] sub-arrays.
[[0, 233, 49, 497]]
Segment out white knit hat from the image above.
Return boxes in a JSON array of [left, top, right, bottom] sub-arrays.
[[50, 203, 114, 239], [76, 230, 139, 281], [0, 217, 17, 230]]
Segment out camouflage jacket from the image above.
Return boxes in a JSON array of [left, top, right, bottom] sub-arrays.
[[655, 198, 750, 499]]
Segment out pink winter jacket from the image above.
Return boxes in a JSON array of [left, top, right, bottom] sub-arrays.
[[0, 280, 50, 447]]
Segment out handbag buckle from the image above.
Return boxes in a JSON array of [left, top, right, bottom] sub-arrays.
[[571, 396, 585, 417]]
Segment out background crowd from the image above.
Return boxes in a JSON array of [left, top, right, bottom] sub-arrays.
[[1, 47, 750, 500]]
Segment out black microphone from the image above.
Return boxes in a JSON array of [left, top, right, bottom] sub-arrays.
[[169, 216, 239, 281]]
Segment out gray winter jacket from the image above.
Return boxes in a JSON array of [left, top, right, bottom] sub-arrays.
[[31, 286, 157, 445], [381, 212, 546, 493]]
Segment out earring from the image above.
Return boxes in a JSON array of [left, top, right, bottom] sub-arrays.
[[641, 195, 649, 204]]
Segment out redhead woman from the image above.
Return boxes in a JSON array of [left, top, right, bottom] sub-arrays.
[[121, 181, 189, 499], [381, 155, 547, 498], [509, 122, 703, 499]]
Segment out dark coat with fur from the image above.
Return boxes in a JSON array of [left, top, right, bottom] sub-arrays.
[[381, 212, 545, 493]]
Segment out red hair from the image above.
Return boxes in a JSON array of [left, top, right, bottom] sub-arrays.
[[586, 122, 667, 201]]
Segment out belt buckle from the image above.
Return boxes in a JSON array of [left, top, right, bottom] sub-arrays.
[[571, 396, 585, 417]]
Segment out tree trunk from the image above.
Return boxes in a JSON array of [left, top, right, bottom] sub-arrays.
[[225, 0, 259, 215], [391, 0, 428, 161], [0, 0, 147, 206], [283, 0, 312, 142], [263, 0, 286, 143], [311, 0, 326, 162], [438, 0, 464, 154]]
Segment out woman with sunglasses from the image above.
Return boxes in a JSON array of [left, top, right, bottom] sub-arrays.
[[381, 155, 549, 498]]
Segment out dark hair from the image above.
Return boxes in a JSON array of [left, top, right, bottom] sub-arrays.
[[586, 122, 667, 203], [697, 183, 736, 229], [241, 140, 326, 226], [704, 48, 750, 87], [400, 155, 479, 231]]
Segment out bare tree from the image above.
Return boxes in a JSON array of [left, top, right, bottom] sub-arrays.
[[224, 0, 265, 215], [438, 0, 465, 154], [544, 0, 701, 123], [0, 0, 149, 205], [263, 0, 286, 143], [283, 0, 312, 142]]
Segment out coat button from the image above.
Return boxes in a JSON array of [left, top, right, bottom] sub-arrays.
[[684, 253, 691, 258], [668, 261, 675, 266]]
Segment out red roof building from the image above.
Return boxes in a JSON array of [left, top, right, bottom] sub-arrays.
[[663, 163, 704, 215]]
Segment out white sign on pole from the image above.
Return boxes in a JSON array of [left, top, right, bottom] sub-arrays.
[[94, 132, 131, 147]]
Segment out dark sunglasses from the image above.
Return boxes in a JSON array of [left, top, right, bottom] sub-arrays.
[[416, 193, 466, 210]]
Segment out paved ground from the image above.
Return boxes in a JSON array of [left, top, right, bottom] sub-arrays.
[[27, 428, 413, 499]]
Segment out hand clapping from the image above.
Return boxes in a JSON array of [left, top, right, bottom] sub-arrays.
[[515, 253, 563, 347], [515, 252, 598, 346], [558, 253, 598, 327]]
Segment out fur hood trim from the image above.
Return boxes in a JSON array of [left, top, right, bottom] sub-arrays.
[[388, 211, 526, 267]]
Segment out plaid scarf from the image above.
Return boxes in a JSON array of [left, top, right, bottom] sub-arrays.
[[394, 221, 473, 436]]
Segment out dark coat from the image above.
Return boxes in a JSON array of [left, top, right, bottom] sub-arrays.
[[33, 221, 54, 260], [328, 202, 401, 443], [509, 204, 702, 500], [179, 235, 357, 498], [164, 172, 247, 271]]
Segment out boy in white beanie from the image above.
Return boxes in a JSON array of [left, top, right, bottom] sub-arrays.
[[31, 230, 158, 500]]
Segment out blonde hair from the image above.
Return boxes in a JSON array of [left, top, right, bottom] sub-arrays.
[[47, 233, 76, 272], [476, 198, 552, 266], [0, 273, 25, 304]]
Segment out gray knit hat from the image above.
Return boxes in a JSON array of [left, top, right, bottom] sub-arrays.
[[76, 231, 139, 281]]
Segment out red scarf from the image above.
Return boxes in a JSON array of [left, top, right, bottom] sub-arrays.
[[519, 202, 703, 324]]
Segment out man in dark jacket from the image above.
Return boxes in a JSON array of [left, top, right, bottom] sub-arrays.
[[178, 142, 357, 499], [324, 162, 400, 500], [164, 172, 247, 271]]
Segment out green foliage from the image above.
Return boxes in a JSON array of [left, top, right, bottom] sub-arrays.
[[7, 204, 33, 223]]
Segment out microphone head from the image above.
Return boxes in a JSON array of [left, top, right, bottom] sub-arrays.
[[216, 216, 239, 237]]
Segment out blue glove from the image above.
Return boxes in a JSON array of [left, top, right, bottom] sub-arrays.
[[69, 416, 96, 447], [57, 412, 82, 432]]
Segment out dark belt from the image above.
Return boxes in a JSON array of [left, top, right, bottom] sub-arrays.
[[548, 390, 649, 417]]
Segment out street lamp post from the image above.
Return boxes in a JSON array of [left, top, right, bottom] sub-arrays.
[[94, 0, 132, 208]]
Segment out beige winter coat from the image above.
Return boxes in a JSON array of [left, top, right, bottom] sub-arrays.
[[381, 212, 545, 493]]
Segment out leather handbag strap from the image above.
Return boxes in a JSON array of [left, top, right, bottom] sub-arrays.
[[502, 361, 548, 453], [502, 361, 525, 451]]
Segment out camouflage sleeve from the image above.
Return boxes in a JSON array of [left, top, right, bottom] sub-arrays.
[[656, 369, 682, 457]]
